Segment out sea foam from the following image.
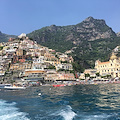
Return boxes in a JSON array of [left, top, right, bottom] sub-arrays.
[[58, 105, 76, 120], [77, 112, 114, 120], [0, 99, 30, 120]]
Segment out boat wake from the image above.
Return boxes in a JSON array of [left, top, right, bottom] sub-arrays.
[[0, 99, 29, 120], [76, 112, 118, 120], [57, 105, 76, 120]]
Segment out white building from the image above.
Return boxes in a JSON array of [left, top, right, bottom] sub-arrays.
[[18, 33, 26, 38], [56, 63, 73, 71], [33, 56, 45, 64]]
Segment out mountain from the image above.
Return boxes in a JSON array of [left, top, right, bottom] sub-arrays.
[[0, 31, 16, 42], [27, 17, 120, 72], [27, 16, 116, 51], [0, 17, 119, 72]]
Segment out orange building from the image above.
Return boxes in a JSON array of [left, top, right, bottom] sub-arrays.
[[19, 59, 25, 63], [58, 73, 75, 80]]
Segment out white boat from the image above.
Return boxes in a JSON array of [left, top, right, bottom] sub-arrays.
[[38, 93, 41, 96], [4, 84, 26, 90]]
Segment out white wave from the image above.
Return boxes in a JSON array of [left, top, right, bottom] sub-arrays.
[[79, 113, 113, 120], [58, 105, 76, 120], [0, 99, 30, 120]]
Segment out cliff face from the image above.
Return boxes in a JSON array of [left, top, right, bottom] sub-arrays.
[[27, 16, 116, 46], [75, 17, 116, 41]]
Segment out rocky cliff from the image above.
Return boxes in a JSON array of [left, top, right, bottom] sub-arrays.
[[27, 16, 116, 46]]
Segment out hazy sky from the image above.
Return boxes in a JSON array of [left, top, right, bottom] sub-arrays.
[[0, 0, 120, 35]]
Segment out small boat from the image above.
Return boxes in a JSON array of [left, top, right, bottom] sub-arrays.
[[4, 84, 26, 90], [53, 84, 66, 87], [38, 93, 41, 96]]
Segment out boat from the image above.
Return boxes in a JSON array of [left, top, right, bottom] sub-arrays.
[[38, 93, 41, 96], [4, 84, 26, 90], [53, 84, 66, 87]]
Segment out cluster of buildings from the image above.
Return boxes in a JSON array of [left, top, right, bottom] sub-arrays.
[[1, 33, 120, 85], [80, 46, 120, 81], [0, 33, 75, 84]]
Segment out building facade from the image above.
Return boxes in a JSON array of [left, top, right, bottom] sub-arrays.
[[95, 53, 120, 78]]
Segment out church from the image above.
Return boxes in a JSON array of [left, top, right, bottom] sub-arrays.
[[95, 53, 120, 78]]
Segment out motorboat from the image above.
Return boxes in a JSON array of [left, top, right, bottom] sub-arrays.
[[4, 84, 26, 90]]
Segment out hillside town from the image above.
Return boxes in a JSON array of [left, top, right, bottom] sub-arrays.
[[0, 33, 120, 87], [0, 33, 75, 86]]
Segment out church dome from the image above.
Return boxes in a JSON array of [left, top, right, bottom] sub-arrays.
[[110, 53, 117, 60]]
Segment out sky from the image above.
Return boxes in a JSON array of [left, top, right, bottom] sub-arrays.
[[0, 0, 120, 35]]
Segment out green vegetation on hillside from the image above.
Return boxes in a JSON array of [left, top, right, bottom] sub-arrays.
[[0, 31, 16, 42], [27, 17, 119, 72], [72, 37, 120, 70], [0, 17, 118, 73]]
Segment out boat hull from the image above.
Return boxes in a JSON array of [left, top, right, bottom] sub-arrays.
[[4, 86, 26, 90]]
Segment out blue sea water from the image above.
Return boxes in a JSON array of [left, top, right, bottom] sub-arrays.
[[0, 84, 120, 120]]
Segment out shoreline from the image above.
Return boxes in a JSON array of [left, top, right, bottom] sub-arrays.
[[1, 77, 120, 89]]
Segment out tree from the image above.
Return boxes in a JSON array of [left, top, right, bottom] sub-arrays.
[[72, 62, 84, 73], [0, 46, 3, 50], [96, 72, 100, 77], [106, 74, 111, 78], [48, 65, 56, 69], [61, 61, 68, 63], [85, 73, 90, 78], [29, 38, 33, 40], [23, 50, 26, 55]]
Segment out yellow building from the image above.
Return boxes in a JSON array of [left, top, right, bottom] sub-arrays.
[[0, 50, 2, 55], [44, 70, 58, 81], [79, 69, 96, 80], [44, 53, 57, 61], [84, 69, 96, 77], [10, 63, 32, 71], [79, 73, 85, 80], [0, 43, 3, 46], [95, 53, 120, 78], [24, 69, 45, 77], [45, 60, 60, 66], [16, 49, 23, 56]]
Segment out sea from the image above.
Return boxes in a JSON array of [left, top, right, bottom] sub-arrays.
[[0, 84, 120, 120]]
